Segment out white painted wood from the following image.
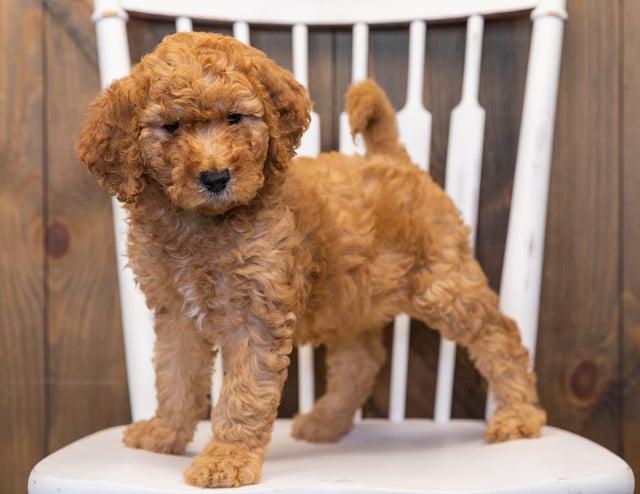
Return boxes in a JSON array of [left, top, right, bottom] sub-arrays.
[[351, 23, 369, 82], [211, 349, 223, 407], [91, 0, 568, 435], [174, 16, 192, 32], [109, 199, 157, 422], [292, 24, 310, 90], [390, 21, 430, 423], [339, 23, 368, 156], [444, 14, 485, 245], [291, 23, 319, 414], [29, 420, 635, 494], [293, 24, 321, 160], [296, 345, 315, 414], [92, 0, 130, 88], [397, 20, 431, 172], [118, 0, 540, 25], [433, 340, 457, 423], [435, 15, 486, 423], [499, 0, 567, 362], [93, 0, 157, 423], [489, 0, 567, 421], [233, 21, 250, 45], [389, 314, 411, 422]]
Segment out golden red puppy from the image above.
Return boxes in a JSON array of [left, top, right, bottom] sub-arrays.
[[77, 32, 545, 488]]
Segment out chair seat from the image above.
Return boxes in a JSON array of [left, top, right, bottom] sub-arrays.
[[28, 418, 634, 493]]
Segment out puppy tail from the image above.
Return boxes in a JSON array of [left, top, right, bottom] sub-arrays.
[[345, 80, 409, 160]]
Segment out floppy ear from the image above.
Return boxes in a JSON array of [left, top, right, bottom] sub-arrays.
[[76, 76, 145, 203], [254, 57, 312, 175]]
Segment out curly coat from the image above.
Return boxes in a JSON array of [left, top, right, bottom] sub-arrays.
[[77, 32, 546, 488]]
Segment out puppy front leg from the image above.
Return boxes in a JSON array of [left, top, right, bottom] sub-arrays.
[[123, 310, 215, 454], [184, 312, 295, 488]]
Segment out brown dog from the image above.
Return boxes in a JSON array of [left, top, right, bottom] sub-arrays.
[[77, 31, 545, 488]]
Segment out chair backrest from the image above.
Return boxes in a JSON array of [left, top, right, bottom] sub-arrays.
[[90, 0, 566, 423]]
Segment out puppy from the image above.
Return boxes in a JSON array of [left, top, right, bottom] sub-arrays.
[[77, 31, 546, 488]]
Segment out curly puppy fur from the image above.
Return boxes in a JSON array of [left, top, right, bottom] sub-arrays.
[[77, 32, 546, 488]]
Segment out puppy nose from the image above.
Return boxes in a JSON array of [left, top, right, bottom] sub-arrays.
[[199, 169, 230, 193]]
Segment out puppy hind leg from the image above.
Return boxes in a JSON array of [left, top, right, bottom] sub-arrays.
[[467, 314, 546, 442], [291, 330, 386, 443], [409, 259, 546, 442]]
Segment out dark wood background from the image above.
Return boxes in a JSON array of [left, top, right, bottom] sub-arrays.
[[2, 0, 639, 492]]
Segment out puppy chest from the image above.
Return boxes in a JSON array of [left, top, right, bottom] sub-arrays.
[[130, 210, 309, 332], [169, 248, 305, 331]]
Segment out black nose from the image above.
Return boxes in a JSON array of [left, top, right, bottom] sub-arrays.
[[199, 169, 230, 193]]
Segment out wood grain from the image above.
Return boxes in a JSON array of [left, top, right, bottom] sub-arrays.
[[44, 0, 130, 452], [622, 0, 640, 488], [4, 2, 639, 490], [0, 1, 46, 493], [537, 0, 622, 452]]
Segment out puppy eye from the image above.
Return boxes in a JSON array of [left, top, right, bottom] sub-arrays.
[[227, 113, 242, 125], [163, 121, 180, 133]]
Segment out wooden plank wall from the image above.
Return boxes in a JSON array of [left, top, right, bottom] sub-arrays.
[[0, 0, 47, 490], [538, 1, 622, 451], [1, 0, 638, 492], [622, 0, 640, 482]]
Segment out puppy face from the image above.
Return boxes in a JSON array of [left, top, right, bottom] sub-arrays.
[[137, 56, 270, 215], [77, 32, 311, 214]]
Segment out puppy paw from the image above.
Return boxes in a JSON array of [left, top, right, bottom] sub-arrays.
[[291, 410, 353, 443], [123, 418, 188, 454], [485, 403, 546, 443], [184, 443, 264, 488]]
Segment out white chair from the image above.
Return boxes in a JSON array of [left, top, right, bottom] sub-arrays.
[[29, 1, 635, 492]]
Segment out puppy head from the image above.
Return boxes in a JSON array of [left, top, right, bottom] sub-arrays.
[[76, 32, 311, 214]]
